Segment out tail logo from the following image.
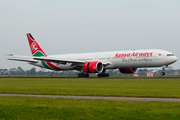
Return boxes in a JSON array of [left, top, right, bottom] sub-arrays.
[[31, 42, 38, 52]]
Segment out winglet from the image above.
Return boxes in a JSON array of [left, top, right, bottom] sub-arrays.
[[26, 33, 47, 57]]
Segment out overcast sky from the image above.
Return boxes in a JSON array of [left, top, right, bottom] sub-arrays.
[[0, 0, 180, 70]]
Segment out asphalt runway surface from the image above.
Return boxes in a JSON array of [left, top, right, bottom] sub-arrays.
[[1, 76, 180, 79], [1, 94, 180, 102]]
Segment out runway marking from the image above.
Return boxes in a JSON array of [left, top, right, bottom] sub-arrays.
[[0, 94, 180, 102]]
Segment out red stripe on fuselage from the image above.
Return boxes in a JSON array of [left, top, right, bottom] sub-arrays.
[[46, 62, 62, 70]]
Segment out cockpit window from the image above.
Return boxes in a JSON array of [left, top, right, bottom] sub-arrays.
[[167, 54, 174, 56]]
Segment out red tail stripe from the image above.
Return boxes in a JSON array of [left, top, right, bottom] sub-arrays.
[[26, 34, 47, 56], [27, 33, 62, 71]]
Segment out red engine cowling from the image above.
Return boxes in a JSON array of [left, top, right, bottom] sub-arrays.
[[83, 61, 103, 73], [119, 68, 137, 74]]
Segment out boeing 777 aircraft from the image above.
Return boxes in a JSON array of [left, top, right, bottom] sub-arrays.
[[8, 33, 178, 77]]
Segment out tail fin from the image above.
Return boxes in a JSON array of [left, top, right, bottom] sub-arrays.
[[26, 33, 47, 57]]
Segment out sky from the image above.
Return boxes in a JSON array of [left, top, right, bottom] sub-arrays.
[[0, 0, 180, 70]]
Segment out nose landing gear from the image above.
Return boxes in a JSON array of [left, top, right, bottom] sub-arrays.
[[161, 66, 168, 75], [161, 71, 165, 75]]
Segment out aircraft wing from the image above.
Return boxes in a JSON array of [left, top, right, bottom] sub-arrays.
[[7, 54, 111, 66], [7, 54, 86, 65]]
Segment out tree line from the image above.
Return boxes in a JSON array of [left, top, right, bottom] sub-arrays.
[[0, 67, 179, 75]]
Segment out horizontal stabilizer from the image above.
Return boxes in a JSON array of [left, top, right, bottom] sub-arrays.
[[6, 54, 33, 58], [8, 58, 38, 63]]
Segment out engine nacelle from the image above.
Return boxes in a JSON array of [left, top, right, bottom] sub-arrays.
[[119, 68, 137, 74], [83, 61, 103, 73]]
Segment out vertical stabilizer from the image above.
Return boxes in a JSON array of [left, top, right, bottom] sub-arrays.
[[26, 33, 47, 57]]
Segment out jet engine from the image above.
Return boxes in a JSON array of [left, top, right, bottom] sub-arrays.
[[119, 68, 137, 74], [83, 61, 103, 73]]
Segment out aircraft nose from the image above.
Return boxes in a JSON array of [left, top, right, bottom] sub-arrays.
[[170, 56, 178, 63], [168, 56, 178, 64], [167, 56, 178, 64], [174, 56, 178, 62]]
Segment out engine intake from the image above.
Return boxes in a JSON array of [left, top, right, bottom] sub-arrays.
[[83, 61, 103, 73], [119, 68, 137, 74]]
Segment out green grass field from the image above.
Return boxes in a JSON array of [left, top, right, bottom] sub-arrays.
[[0, 78, 180, 98], [0, 96, 180, 120], [1, 78, 180, 119]]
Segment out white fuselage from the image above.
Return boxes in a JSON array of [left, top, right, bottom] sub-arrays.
[[32, 49, 177, 71]]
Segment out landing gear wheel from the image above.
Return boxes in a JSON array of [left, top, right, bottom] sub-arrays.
[[97, 73, 109, 77], [161, 72, 165, 75], [77, 73, 89, 78], [82, 74, 85, 77], [86, 74, 89, 77], [77, 73, 81, 77], [106, 74, 109, 77], [98, 74, 102, 77]]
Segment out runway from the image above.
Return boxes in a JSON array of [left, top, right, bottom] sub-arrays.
[[1, 94, 180, 102], [1, 76, 180, 79]]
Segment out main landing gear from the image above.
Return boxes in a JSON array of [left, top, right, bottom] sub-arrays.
[[77, 73, 89, 78], [77, 73, 109, 77], [97, 73, 109, 77], [97, 69, 109, 77]]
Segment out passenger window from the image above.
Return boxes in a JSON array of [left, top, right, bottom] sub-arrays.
[[167, 54, 174, 56]]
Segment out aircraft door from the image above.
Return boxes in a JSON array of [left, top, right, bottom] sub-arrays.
[[154, 53, 158, 60]]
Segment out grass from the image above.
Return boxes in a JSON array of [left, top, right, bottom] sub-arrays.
[[1, 78, 180, 119], [0, 78, 180, 98], [0, 96, 180, 119]]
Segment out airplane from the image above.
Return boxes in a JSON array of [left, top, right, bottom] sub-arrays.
[[7, 33, 178, 77]]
